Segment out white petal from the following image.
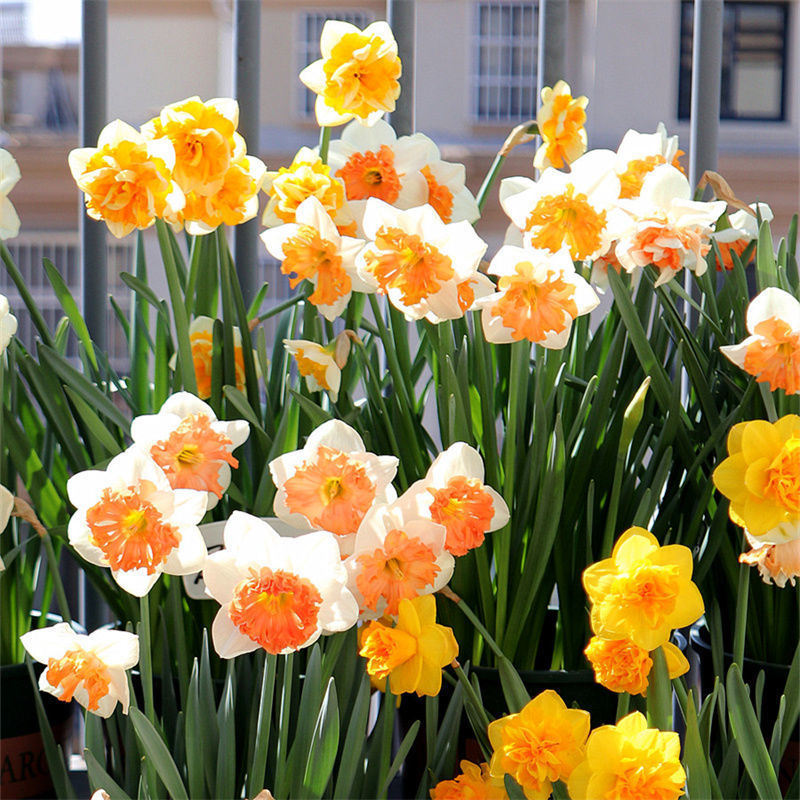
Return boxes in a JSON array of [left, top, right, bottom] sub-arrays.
[[428, 443, 486, 484], [88, 630, 140, 669], [20, 623, 78, 664], [203, 551, 245, 604], [212, 607, 260, 659], [306, 419, 366, 454], [163, 526, 207, 574], [111, 568, 161, 597], [720, 341, 750, 369], [746, 288, 800, 333]]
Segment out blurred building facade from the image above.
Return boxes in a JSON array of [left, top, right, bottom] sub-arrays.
[[1, 0, 799, 359]]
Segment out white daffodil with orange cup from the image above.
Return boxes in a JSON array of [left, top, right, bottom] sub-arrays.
[[345, 500, 455, 619], [203, 512, 359, 657], [475, 245, 600, 348], [21, 624, 139, 718], [130, 392, 250, 511], [67, 448, 208, 596], [269, 419, 398, 556], [615, 163, 727, 287], [399, 442, 509, 556], [356, 198, 493, 323], [500, 149, 625, 264], [261, 196, 368, 321]]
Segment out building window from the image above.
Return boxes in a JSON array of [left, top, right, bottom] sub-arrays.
[[297, 10, 375, 118], [678, 1, 789, 121], [473, 1, 538, 123]]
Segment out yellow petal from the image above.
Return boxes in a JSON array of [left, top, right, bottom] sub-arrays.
[[727, 421, 749, 455], [661, 642, 690, 679], [741, 419, 783, 463], [389, 653, 423, 695]]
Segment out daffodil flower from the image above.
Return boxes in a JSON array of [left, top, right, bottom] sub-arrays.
[[21, 624, 139, 718], [475, 245, 599, 348], [615, 164, 726, 287], [398, 442, 508, 556], [284, 336, 348, 401], [714, 415, 800, 543], [346, 501, 455, 618], [262, 147, 355, 234], [488, 690, 590, 800], [720, 287, 800, 394], [534, 80, 588, 171], [203, 512, 359, 657], [568, 712, 685, 800], [430, 761, 507, 800], [582, 527, 704, 651], [299, 20, 402, 127], [501, 150, 623, 262], [357, 199, 491, 322], [69, 120, 185, 238], [713, 202, 773, 270], [739, 532, 800, 588], [141, 96, 241, 196], [584, 636, 689, 696], [0, 294, 18, 355], [67, 449, 208, 596], [269, 419, 398, 552], [261, 196, 369, 320], [614, 123, 684, 199], [131, 392, 250, 511], [326, 119, 429, 229], [359, 594, 458, 696], [0, 148, 21, 240]]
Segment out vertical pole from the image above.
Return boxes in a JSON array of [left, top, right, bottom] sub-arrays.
[[537, 0, 567, 95], [689, 0, 723, 189], [232, 0, 261, 305], [80, 0, 107, 352], [386, 0, 415, 135]]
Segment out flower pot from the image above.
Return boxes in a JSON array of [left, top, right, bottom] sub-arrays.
[[0, 662, 74, 800]]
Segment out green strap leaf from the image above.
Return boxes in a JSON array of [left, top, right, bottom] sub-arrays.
[[129, 707, 189, 800]]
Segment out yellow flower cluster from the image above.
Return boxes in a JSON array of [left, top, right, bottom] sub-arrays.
[[581, 527, 703, 695], [69, 97, 266, 238]]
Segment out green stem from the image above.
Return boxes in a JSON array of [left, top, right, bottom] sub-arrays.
[[615, 691, 631, 721], [495, 340, 529, 649], [138, 593, 156, 724], [41, 534, 71, 624], [378, 683, 396, 800], [646, 646, 672, 732], [441, 587, 505, 661], [318, 126, 332, 165], [453, 664, 491, 730], [475, 152, 505, 212], [733, 562, 750, 668]]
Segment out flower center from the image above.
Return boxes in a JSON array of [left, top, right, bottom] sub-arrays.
[[356, 528, 440, 614], [608, 762, 686, 800], [525, 184, 606, 260], [492, 261, 578, 342], [765, 433, 800, 513], [614, 564, 679, 625], [429, 476, 495, 555], [618, 155, 666, 199], [337, 145, 401, 203], [421, 166, 454, 223], [501, 716, 575, 789], [150, 413, 237, 498], [86, 484, 180, 574], [228, 566, 322, 654], [743, 317, 800, 395], [283, 446, 376, 536], [46, 648, 111, 711], [281, 224, 351, 307], [363, 225, 454, 305], [359, 621, 418, 678], [322, 32, 401, 119]]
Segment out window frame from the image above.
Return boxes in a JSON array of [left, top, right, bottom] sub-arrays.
[[678, 0, 790, 123], [471, 0, 539, 124]]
